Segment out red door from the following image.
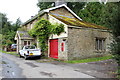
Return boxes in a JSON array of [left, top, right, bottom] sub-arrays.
[[49, 39, 58, 59]]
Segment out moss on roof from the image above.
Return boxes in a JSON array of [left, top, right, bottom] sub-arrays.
[[50, 13, 108, 30], [17, 31, 34, 39], [22, 5, 108, 30]]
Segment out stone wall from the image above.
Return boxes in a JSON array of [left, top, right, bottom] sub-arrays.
[[67, 26, 111, 60], [50, 7, 75, 18], [58, 38, 68, 60], [25, 13, 48, 31]]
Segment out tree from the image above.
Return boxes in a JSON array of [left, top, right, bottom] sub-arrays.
[[67, 2, 85, 16], [37, 2, 54, 11], [110, 2, 120, 78], [12, 18, 22, 31], [0, 13, 3, 34], [0, 13, 11, 34], [78, 2, 118, 29], [0, 13, 7, 28], [1, 13, 22, 47], [37, 2, 85, 14], [79, 3, 103, 26]]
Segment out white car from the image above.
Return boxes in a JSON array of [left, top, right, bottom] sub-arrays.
[[19, 45, 42, 60]]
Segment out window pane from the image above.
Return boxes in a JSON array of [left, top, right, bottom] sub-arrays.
[[99, 39, 102, 50], [28, 41, 30, 45], [95, 39, 98, 50], [95, 38, 106, 51], [24, 41, 27, 45]]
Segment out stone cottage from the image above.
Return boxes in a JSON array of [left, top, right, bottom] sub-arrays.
[[15, 4, 111, 60]]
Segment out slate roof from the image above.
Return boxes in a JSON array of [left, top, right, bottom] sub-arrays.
[[49, 13, 108, 30], [16, 31, 34, 39], [22, 4, 108, 30]]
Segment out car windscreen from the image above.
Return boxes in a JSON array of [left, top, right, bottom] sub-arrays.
[[25, 46, 36, 49]]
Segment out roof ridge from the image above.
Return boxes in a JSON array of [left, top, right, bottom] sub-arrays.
[[44, 4, 82, 21]]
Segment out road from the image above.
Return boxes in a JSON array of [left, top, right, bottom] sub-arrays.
[[2, 54, 25, 78], [1, 52, 94, 78]]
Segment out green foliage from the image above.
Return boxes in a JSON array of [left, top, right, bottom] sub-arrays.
[[2, 31, 16, 46], [1, 13, 22, 46], [109, 2, 120, 78], [17, 27, 27, 31], [29, 19, 64, 54], [0, 34, 2, 49], [67, 2, 85, 16], [78, 2, 119, 29], [79, 3, 103, 25], [37, 2, 54, 11], [30, 19, 52, 37], [52, 23, 64, 35], [0, 34, 2, 40], [113, 34, 120, 74], [0, 50, 18, 56], [37, 2, 85, 12], [64, 55, 112, 63]]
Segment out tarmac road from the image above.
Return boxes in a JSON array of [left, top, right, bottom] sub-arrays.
[[2, 54, 25, 78], [1, 52, 94, 78]]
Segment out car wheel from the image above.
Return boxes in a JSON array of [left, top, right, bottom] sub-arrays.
[[24, 55, 28, 60], [19, 53, 22, 58], [37, 56, 41, 59]]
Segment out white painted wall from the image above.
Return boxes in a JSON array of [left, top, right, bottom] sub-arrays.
[[48, 14, 68, 39]]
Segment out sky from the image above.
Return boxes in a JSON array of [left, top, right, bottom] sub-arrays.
[[0, 0, 39, 23]]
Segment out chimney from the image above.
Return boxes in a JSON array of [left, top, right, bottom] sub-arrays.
[[55, 0, 67, 6]]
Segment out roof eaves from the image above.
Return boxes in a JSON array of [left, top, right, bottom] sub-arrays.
[[21, 37, 34, 40], [68, 25, 109, 31]]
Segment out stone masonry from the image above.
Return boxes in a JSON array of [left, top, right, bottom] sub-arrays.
[[67, 26, 111, 60]]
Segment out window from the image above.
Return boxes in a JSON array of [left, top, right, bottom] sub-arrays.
[[24, 41, 27, 45], [24, 41, 31, 45], [28, 41, 30, 45], [95, 38, 106, 51]]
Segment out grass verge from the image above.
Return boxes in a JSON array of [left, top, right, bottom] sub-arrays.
[[1, 50, 113, 64], [64, 55, 112, 63], [0, 50, 18, 56], [36, 55, 113, 63]]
